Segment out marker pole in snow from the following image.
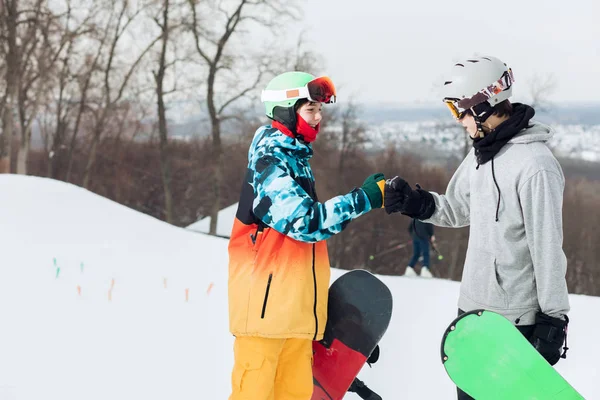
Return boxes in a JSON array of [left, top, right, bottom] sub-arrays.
[[53, 258, 60, 278], [108, 279, 115, 302]]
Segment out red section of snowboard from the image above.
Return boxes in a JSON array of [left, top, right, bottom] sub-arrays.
[[311, 338, 367, 400]]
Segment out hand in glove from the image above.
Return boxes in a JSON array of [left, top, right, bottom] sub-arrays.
[[384, 176, 436, 219], [529, 312, 569, 366], [361, 173, 386, 209]]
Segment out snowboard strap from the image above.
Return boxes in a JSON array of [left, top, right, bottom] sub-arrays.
[[561, 315, 569, 359]]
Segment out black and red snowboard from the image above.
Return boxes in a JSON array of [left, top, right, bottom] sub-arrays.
[[312, 269, 393, 400]]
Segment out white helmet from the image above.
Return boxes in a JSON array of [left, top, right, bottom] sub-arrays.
[[442, 56, 514, 111]]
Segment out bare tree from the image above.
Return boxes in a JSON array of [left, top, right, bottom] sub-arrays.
[[46, 31, 75, 178], [81, 0, 160, 188], [275, 31, 324, 74], [14, 0, 90, 175], [63, 3, 109, 181], [0, 0, 20, 173], [529, 73, 557, 113], [151, 0, 176, 222], [0, 0, 71, 174], [337, 103, 368, 178], [186, 0, 299, 235], [13, 0, 46, 174]]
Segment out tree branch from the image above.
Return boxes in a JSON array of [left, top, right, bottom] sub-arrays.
[[115, 34, 162, 102], [217, 68, 263, 115], [186, 0, 211, 64]]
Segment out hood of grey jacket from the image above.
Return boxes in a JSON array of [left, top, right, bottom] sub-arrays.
[[509, 121, 554, 144]]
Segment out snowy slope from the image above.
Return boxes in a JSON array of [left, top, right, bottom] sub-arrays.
[[0, 175, 598, 399], [186, 202, 237, 237]]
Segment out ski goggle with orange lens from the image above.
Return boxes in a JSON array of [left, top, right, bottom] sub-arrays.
[[261, 76, 337, 104], [444, 99, 469, 120], [443, 68, 514, 119]]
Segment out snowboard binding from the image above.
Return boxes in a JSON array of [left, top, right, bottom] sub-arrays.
[[348, 377, 382, 400]]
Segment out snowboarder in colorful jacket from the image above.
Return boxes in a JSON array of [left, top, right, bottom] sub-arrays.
[[383, 56, 570, 399], [227, 71, 386, 400]]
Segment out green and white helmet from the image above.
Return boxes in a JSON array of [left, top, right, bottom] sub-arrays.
[[262, 72, 316, 119], [261, 71, 337, 122]]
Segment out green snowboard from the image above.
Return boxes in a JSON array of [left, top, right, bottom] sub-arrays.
[[441, 310, 583, 400]]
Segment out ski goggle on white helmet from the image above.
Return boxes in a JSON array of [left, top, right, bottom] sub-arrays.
[[261, 76, 337, 104], [444, 68, 515, 120]]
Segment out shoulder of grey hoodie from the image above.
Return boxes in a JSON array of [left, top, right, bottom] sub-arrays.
[[504, 121, 565, 190]]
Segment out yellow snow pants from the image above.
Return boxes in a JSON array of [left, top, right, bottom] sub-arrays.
[[229, 336, 313, 400]]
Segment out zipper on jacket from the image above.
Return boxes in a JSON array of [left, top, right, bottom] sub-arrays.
[[250, 224, 264, 245], [250, 225, 260, 245], [260, 273, 273, 319], [312, 243, 318, 340]]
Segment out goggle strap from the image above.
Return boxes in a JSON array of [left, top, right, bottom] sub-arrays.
[[261, 87, 310, 103], [456, 68, 515, 110]]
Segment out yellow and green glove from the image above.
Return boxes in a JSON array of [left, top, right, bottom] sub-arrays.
[[361, 173, 386, 209]]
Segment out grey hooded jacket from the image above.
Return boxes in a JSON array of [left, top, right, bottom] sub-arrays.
[[425, 122, 570, 325]]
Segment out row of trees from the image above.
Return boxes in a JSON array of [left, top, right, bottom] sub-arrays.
[[2, 0, 598, 295], [0, 0, 302, 227]]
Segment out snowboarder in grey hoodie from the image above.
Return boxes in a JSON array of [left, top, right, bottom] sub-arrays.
[[383, 56, 570, 400]]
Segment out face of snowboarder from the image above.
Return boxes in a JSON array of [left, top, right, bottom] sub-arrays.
[[297, 101, 323, 128], [458, 112, 479, 138]]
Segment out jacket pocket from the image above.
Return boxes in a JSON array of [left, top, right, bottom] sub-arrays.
[[462, 247, 508, 309], [232, 348, 265, 391], [260, 273, 273, 319]]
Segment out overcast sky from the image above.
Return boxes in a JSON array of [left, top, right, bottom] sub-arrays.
[[293, 0, 600, 106]]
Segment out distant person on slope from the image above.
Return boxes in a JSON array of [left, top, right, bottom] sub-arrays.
[[405, 218, 435, 278], [227, 71, 386, 400], [383, 56, 571, 400]]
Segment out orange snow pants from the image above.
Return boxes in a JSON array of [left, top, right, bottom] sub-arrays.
[[229, 336, 313, 400]]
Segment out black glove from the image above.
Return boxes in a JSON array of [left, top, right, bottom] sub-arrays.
[[529, 312, 569, 366], [384, 176, 436, 219]]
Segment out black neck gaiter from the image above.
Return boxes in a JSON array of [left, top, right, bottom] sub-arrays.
[[473, 103, 535, 165]]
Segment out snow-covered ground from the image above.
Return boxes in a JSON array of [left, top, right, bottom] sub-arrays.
[[0, 175, 598, 399], [187, 202, 237, 237]]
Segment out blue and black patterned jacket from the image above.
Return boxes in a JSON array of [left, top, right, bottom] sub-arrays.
[[228, 124, 372, 339]]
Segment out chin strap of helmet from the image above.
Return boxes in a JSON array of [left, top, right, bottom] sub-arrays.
[[470, 102, 495, 138], [472, 110, 486, 138]]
